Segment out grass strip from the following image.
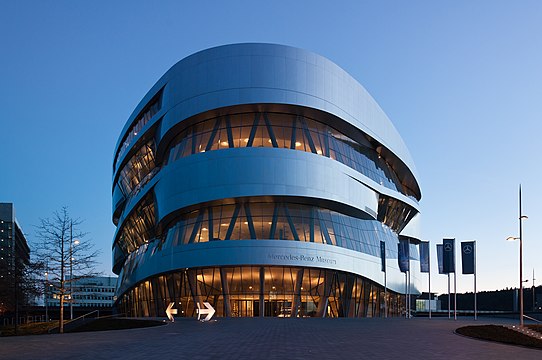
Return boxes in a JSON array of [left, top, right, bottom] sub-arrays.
[[1, 318, 165, 336], [0, 321, 58, 336], [67, 318, 165, 333]]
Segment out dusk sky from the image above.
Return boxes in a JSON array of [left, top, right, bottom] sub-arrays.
[[1, 1, 541, 295]]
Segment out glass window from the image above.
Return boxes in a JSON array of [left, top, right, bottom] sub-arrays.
[[159, 201, 401, 260], [117, 140, 157, 198], [115, 91, 163, 168], [163, 111, 419, 200], [119, 265, 406, 318], [115, 194, 156, 257]]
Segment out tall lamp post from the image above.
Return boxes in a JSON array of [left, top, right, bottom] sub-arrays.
[[507, 185, 528, 327], [533, 269, 536, 312], [44, 270, 48, 322], [69, 221, 80, 320]]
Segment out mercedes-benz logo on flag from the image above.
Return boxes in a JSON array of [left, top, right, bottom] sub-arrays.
[[444, 243, 453, 252], [463, 244, 473, 254]]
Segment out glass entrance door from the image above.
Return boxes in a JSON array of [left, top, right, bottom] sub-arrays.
[[231, 299, 254, 317]]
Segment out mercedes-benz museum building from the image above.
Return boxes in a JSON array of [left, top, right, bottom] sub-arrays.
[[112, 43, 422, 318]]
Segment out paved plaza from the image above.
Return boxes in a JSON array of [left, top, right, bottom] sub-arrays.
[[1, 317, 540, 360]]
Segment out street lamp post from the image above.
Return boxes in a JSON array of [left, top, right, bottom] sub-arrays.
[[507, 185, 528, 327], [44, 270, 48, 322], [69, 222, 80, 320], [533, 269, 536, 312], [70, 222, 73, 320]]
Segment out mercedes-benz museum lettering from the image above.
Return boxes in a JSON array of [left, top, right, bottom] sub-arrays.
[[112, 43, 422, 318]]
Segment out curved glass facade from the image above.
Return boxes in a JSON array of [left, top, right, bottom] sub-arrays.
[[166, 112, 419, 200], [117, 140, 157, 198], [112, 44, 423, 319], [116, 266, 406, 318], [115, 91, 162, 169], [377, 195, 417, 233], [161, 201, 400, 258], [114, 198, 420, 273], [116, 194, 156, 256]]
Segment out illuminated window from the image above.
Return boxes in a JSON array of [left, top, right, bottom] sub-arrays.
[[165, 111, 418, 200], [117, 140, 157, 198], [160, 201, 405, 259], [115, 90, 163, 168]]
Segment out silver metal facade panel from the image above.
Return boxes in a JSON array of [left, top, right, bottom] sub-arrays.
[[116, 240, 420, 297], [112, 44, 423, 302], [114, 43, 418, 184], [154, 148, 380, 224]]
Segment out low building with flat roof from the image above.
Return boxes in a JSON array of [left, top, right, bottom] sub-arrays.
[[46, 276, 117, 309]]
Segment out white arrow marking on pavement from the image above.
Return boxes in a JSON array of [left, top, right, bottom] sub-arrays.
[[166, 302, 178, 322], [196, 302, 216, 322]]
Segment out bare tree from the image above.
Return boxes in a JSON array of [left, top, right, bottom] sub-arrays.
[[34, 207, 101, 334]]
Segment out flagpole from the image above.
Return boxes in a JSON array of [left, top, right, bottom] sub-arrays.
[[381, 240, 387, 318], [407, 238, 411, 319], [405, 271, 408, 319], [384, 269, 387, 318], [454, 271, 457, 320], [408, 270, 411, 318], [448, 273, 451, 319], [454, 238, 458, 320], [429, 247, 432, 319], [474, 241, 477, 320]]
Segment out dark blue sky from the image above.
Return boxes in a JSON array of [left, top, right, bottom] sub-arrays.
[[1, 1, 541, 293]]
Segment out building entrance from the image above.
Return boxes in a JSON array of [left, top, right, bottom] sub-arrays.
[[231, 299, 254, 317]]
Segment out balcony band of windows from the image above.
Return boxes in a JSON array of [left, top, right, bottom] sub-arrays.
[[165, 112, 419, 200], [115, 91, 163, 169], [162, 202, 403, 256], [116, 194, 156, 256], [117, 140, 157, 199], [116, 266, 406, 318]]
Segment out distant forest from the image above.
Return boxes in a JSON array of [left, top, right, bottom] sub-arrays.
[[437, 286, 541, 311]]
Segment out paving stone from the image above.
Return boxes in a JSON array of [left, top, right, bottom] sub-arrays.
[[0, 317, 540, 360]]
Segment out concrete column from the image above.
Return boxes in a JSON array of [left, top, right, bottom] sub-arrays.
[[187, 269, 204, 311], [316, 271, 333, 317], [339, 275, 354, 317], [220, 268, 232, 317], [291, 268, 304, 317], [259, 267, 265, 317]]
